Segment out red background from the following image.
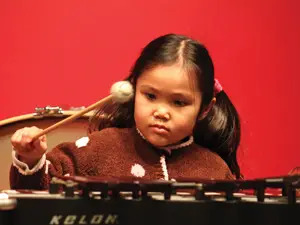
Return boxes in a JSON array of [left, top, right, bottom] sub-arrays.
[[0, 0, 299, 179]]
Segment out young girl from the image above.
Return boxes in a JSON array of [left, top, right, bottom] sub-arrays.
[[10, 34, 241, 190]]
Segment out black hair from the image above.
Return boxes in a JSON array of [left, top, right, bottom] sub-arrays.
[[89, 34, 242, 179]]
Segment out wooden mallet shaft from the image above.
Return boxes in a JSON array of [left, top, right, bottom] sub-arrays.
[[31, 95, 112, 142]]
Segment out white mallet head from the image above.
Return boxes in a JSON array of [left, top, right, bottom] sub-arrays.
[[110, 81, 134, 103]]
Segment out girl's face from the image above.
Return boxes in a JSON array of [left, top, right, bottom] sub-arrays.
[[134, 64, 202, 147]]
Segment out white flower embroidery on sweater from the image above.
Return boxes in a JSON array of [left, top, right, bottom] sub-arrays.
[[75, 137, 90, 148], [131, 164, 145, 177]]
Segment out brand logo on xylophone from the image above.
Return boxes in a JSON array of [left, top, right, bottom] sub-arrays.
[[49, 214, 119, 225]]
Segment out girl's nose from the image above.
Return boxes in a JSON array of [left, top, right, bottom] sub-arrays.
[[153, 108, 170, 121]]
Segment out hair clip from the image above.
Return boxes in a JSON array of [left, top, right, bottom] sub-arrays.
[[214, 79, 223, 94]]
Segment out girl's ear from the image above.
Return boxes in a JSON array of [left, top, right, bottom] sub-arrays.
[[198, 97, 216, 120]]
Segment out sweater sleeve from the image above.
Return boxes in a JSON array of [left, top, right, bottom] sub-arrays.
[[9, 140, 84, 190]]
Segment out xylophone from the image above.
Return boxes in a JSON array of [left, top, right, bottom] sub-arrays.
[[0, 175, 299, 225]]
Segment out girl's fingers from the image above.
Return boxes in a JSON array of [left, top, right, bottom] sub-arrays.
[[39, 135, 47, 151], [11, 127, 46, 154], [32, 137, 47, 153], [11, 129, 22, 144], [11, 129, 25, 151], [20, 128, 32, 148]]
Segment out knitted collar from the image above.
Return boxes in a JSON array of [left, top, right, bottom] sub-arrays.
[[136, 127, 194, 155]]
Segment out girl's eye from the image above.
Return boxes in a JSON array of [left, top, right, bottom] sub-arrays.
[[174, 100, 187, 107], [145, 93, 156, 100]]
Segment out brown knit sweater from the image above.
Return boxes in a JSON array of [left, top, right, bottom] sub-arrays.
[[10, 128, 234, 190]]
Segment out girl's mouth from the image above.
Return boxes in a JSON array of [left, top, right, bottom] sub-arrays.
[[149, 124, 170, 135]]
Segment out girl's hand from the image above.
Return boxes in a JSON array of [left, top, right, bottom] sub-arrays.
[[11, 126, 47, 168]]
